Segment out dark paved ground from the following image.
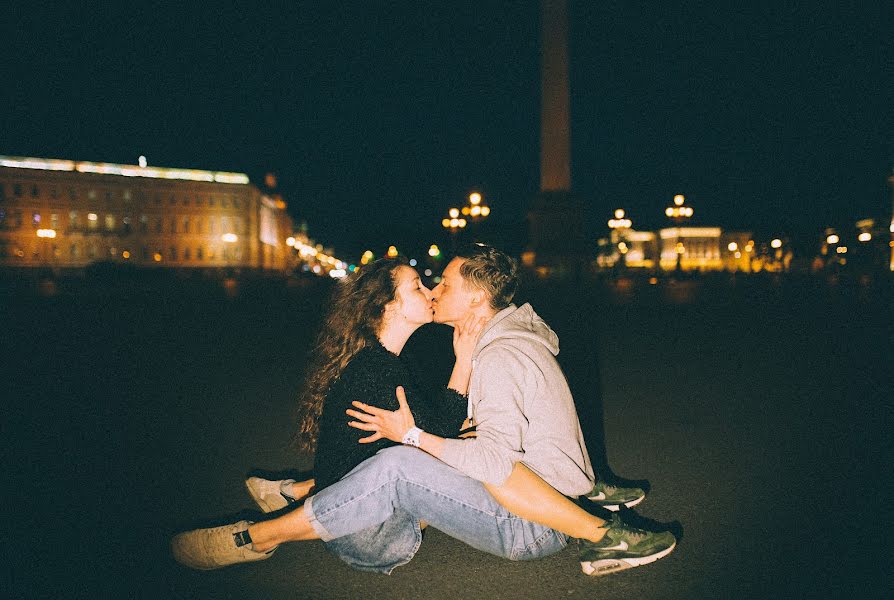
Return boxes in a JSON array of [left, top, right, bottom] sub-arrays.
[[4, 272, 891, 599]]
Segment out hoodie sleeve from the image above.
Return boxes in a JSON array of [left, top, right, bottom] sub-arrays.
[[437, 347, 529, 485]]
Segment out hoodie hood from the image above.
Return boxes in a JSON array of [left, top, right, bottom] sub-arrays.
[[473, 303, 559, 359]]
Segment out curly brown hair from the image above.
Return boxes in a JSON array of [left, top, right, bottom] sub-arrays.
[[295, 257, 408, 452]]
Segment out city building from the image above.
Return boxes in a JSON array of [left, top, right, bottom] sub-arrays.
[[599, 226, 756, 272], [0, 155, 295, 272]]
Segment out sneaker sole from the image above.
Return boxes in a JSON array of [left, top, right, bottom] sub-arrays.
[[245, 478, 288, 513], [580, 540, 676, 576], [587, 494, 646, 512]]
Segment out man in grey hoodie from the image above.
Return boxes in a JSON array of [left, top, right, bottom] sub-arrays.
[[173, 244, 675, 576]]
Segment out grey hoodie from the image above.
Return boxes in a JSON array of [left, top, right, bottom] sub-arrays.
[[439, 303, 595, 496]]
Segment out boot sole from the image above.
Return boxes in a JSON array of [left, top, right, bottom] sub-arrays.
[[580, 540, 676, 576]]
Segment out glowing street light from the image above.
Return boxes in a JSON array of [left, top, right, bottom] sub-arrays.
[[665, 194, 693, 220], [771, 238, 782, 249], [727, 242, 738, 252], [448, 208, 460, 219], [221, 233, 238, 243], [387, 245, 399, 257], [607, 208, 632, 230], [36, 229, 57, 238], [858, 232, 872, 242], [826, 234, 840, 245], [469, 193, 482, 205], [428, 244, 441, 258]]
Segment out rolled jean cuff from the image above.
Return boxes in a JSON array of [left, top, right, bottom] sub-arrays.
[[304, 495, 336, 542]]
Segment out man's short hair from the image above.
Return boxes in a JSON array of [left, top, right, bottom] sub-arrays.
[[454, 243, 519, 310]]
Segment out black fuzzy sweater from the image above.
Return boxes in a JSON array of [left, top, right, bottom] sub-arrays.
[[313, 341, 467, 492]]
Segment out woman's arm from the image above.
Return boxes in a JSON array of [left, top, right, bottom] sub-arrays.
[[446, 315, 487, 395]]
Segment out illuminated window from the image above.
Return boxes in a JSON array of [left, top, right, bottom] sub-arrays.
[[123, 189, 132, 201], [221, 196, 229, 208], [209, 217, 217, 233], [139, 214, 148, 232], [70, 243, 79, 258], [169, 246, 178, 261], [197, 246, 204, 260], [105, 214, 115, 231], [141, 246, 149, 260], [32, 212, 41, 227], [183, 217, 190, 233], [87, 189, 96, 200], [87, 244, 96, 259], [183, 247, 191, 260], [50, 213, 59, 229], [208, 196, 215, 207]]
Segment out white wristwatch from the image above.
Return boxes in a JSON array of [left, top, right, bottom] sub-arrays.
[[401, 426, 423, 447]]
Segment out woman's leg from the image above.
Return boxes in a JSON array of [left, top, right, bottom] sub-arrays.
[[484, 463, 608, 543], [287, 478, 315, 501]]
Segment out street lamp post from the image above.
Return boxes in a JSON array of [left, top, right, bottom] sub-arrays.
[[665, 194, 693, 272], [607, 209, 632, 270], [441, 207, 467, 252]]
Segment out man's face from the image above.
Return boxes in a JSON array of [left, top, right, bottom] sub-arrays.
[[431, 258, 477, 326]]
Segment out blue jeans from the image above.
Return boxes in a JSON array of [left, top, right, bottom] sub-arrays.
[[307, 446, 569, 574]]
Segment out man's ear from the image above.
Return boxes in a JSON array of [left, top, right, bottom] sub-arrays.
[[468, 290, 486, 308]]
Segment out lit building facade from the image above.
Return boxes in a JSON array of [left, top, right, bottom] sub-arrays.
[[599, 227, 754, 272], [0, 156, 294, 271]]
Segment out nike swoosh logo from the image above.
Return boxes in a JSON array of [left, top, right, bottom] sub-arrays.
[[590, 492, 607, 500], [600, 541, 629, 551]]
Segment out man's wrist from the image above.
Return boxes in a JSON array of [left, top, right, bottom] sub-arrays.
[[401, 426, 423, 447]]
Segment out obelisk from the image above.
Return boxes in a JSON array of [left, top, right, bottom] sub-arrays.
[[524, 0, 587, 275]]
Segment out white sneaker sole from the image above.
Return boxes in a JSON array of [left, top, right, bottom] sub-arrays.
[[245, 477, 289, 513], [587, 493, 645, 512], [580, 540, 676, 576]]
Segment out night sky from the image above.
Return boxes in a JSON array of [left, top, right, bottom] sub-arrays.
[[3, 1, 892, 259]]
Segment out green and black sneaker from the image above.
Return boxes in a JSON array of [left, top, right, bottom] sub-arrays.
[[579, 514, 676, 576], [587, 480, 646, 511]]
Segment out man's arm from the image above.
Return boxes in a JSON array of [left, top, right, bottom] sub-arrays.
[[347, 347, 530, 486]]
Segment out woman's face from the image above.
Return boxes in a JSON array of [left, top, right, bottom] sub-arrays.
[[388, 266, 434, 326]]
